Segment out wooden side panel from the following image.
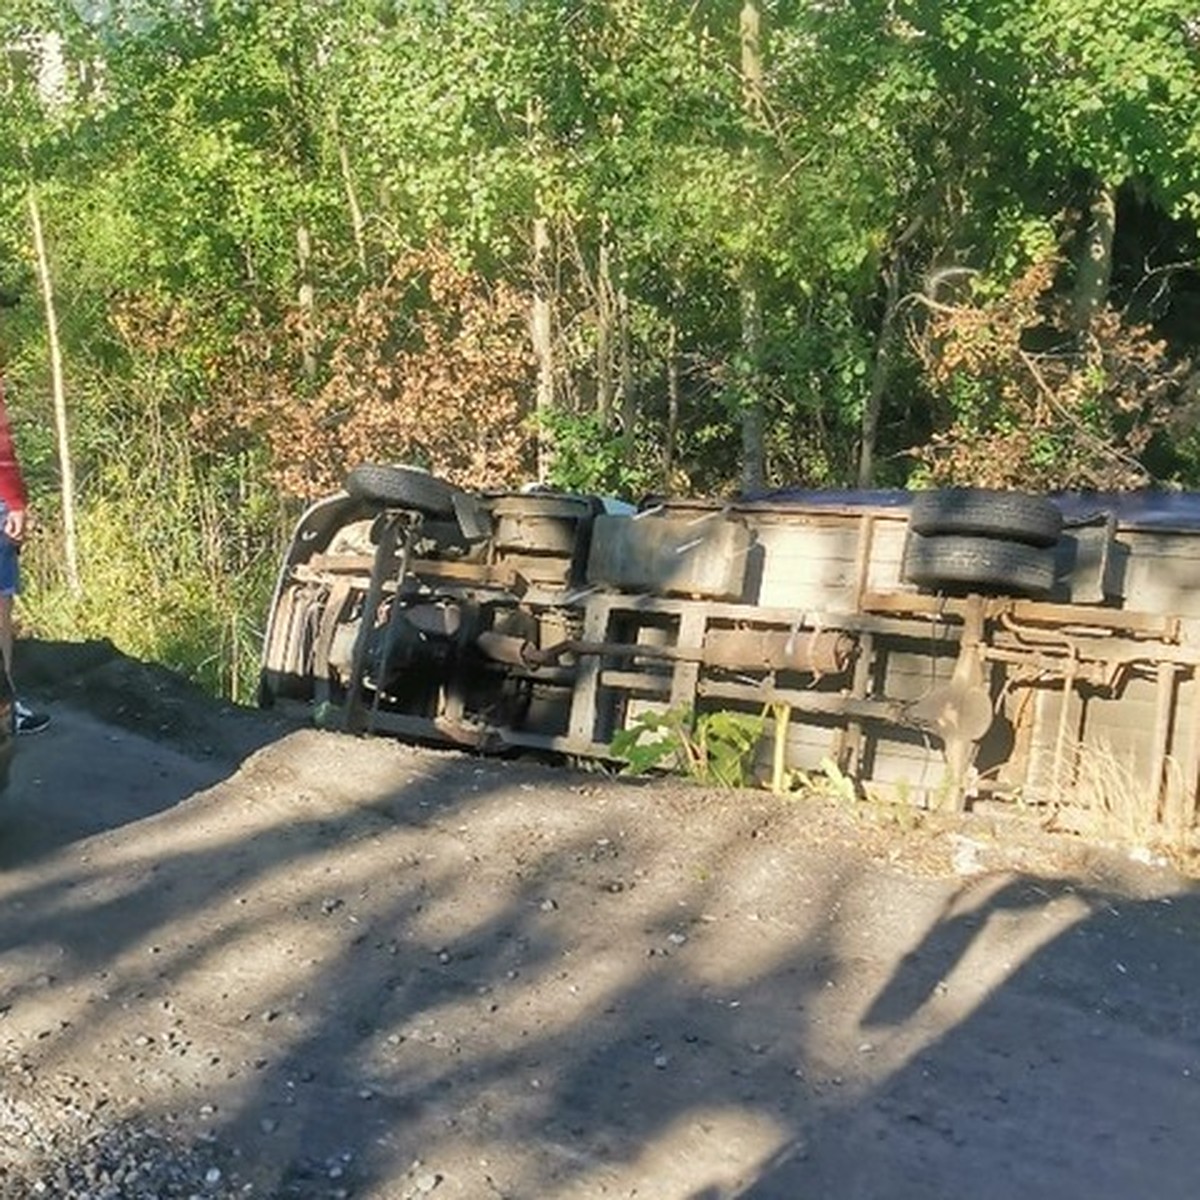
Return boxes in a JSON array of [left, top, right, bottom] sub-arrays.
[[752, 515, 909, 609], [1111, 532, 1200, 617], [587, 513, 752, 600], [1016, 671, 1186, 815]]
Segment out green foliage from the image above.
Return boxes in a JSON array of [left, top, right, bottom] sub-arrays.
[[16, 358, 290, 703], [539, 408, 656, 499], [611, 705, 765, 789], [2, 0, 1200, 702], [908, 0, 1200, 218], [22, 477, 285, 704]]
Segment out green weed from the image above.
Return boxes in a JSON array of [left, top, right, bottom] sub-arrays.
[[611, 704, 765, 789]]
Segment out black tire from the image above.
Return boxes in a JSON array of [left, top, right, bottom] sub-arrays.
[[344, 463, 460, 518], [903, 533, 1056, 596], [909, 488, 1062, 547]]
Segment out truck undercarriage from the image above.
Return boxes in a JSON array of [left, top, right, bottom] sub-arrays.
[[260, 467, 1200, 839]]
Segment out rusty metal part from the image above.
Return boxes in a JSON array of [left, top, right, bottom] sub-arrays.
[[472, 631, 575, 683], [910, 594, 990, 812], [862, 589, 1180, 640], [696, 677, 905, 724], [701, 628, 853, 674], [996, 611, 1200, 667], [474, 631, 531, 667], [902, 680, 993, 743], [982, 646, 1121, 690], [489, 494, 597, 554], [512, 627, 854, 676]]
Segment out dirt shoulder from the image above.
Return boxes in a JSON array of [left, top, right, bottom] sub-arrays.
[[2, 640, 1199, 1199]]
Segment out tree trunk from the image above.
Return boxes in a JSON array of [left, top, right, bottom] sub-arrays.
[[1071, 181, 1117, 333], [332, 113, 367, 273], [862, 217, 925, 486], [665, 317, 680, 484], [739, 277, 766, 495], [27, 185, 80, 598], [738, 1, 766, 496], [296, 221, 316, 380], [530, 214, 554, 480], [618, 282, 635, 449], [857, 259, 900, 487], [596, 227, 614, 426], [526, 99, 555, 480], [740, 2, 764, 120]]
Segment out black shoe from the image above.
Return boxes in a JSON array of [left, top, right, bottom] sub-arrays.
[[14, 700, 50, 735]]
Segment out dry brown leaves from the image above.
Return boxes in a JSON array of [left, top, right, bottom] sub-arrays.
[[195, 245, 537, 501], [909, 255, 1191, 490]]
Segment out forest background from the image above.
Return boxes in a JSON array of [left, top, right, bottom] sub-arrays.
[[1, 0, 1199, 702]]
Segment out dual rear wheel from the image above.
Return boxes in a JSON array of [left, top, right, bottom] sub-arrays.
[[903, 488, 1062, 597]]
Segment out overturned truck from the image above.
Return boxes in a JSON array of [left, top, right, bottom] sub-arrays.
[[259, 466, 1200, 836]]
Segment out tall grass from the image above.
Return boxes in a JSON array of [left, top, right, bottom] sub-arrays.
[[18, 415, 292, 706]]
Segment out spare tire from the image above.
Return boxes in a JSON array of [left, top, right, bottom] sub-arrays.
[[903, 533, 1056, 596], [344, 463, 460, 518], [909, 488, 1062, 548]]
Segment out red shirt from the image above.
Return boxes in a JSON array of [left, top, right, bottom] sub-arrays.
[[0, 378, 28, 512]]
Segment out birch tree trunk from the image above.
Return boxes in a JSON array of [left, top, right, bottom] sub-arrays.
[[333, 115, 367, 273], [665, 316, 680, 483], [318, 36, 367, 275], [525, 98, 555, 481], [27, 184, 80, 597], [296, 221, 317, 380], [618, 283, 635, 448], [739, 280, 766, 495]]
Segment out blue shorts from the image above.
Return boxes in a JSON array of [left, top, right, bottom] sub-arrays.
[[0, 504, 20, 598]]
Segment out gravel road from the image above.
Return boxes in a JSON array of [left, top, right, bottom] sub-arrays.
[[2, 640, 1199, 1199]]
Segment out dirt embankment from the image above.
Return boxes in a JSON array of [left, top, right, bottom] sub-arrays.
[[2, 639, 1199, 1199]]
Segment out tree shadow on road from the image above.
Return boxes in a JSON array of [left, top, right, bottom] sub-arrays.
[[740, 873, 1200, 1200], [3, 723, 1200, 1200]]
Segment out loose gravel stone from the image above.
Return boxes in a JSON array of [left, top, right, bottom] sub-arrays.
[[0, 1082, 247, 1200]]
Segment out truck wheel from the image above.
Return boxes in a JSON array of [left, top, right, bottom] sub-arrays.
[[909, 488, 1062, 547], [344, 463, 460, 518], [903, 533, 1056, 596]]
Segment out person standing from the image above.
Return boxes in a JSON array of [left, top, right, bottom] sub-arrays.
[[0, 375, 49, 735]]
